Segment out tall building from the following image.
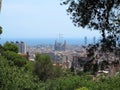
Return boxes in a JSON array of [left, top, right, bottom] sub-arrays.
[[54, 40, 66, 51], [15, 41, 26, 54], [84, 36, 87, 45], [93, 36, 96, 44]]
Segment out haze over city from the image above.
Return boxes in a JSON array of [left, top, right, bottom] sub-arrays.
[[0, 0, 100, 39], [0, 0, 120, 90]]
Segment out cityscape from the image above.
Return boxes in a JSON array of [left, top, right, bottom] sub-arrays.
[[6, 36, 120, 77], [0, 0, 120, 90]]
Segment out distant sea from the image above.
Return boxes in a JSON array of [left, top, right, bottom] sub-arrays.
[[0, 38, 100, 46]]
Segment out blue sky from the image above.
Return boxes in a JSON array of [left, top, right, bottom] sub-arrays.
[[0, 0, 100, 39]]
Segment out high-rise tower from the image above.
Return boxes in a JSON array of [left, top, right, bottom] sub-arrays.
[[15, 41, 26, 54], [93, 36, 96, 44], [84, 36, 87, 45]]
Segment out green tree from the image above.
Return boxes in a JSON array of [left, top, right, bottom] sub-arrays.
[[34, 53, 53, 81], [0, 26, 2, 48], [25, 61, 35, 72], [76, 87, 88, 90], [0, 56, 39, 90], [3, 42, 18, 53], [0, 44, 4, 54], [51, 65, 63, 78], [2, 51, 26, 67], [62, 0, 120, 51], [0, 26, 2, 35]]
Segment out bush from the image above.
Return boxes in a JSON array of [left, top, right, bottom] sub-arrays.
[[76, 87, 89, 90], [2, 51, 27, 67]]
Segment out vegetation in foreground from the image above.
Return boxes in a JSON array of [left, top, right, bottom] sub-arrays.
[[0, 43, 120, 90], [0, 0, 120, 89]]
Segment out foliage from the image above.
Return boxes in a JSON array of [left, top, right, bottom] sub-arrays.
[[25, 60, 35, 72], [34, 53, 53, 81], [32, 71, 120, 90], [0, 44, 4, 54], [45, 75, 81, 90], [61, 0, 120, 52], [0, 56, 39, 90], [76, 87, 88, 90], [1, 51, 120, 90], [35, 53, 65, 81], [3, 42, 18, 53], [51, 65, 64, 78], [2, 51, 27, 67], [0, 36, 120, 90], [0, 26, 2, 35]]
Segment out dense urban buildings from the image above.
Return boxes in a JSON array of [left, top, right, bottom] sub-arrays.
[[8, 38, 120, 75]]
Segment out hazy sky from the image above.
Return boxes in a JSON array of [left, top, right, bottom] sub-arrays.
[[0, 0, 100, 39]]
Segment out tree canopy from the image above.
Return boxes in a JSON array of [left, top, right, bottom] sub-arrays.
[[61, 0, 120, 51], [3, 42, 18, 53], [2, 51, 27, 67], [34, 53, 64, 81], [0, 26, 2, 35], [34, 53, 53, 81]]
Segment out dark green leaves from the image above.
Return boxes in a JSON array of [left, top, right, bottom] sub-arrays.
[[3, 42, 18, 53], [0, 26, 2, 35]]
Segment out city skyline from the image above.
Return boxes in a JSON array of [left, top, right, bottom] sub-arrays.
[[0, 0, 100, 39]]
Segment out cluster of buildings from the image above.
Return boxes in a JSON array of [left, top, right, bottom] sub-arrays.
[[26, 39, 86, 69], [54, 40, 66, 51], [10, 39, 120, 76]]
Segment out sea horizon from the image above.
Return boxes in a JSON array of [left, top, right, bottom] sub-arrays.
[[0, 37, 100, 46]]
